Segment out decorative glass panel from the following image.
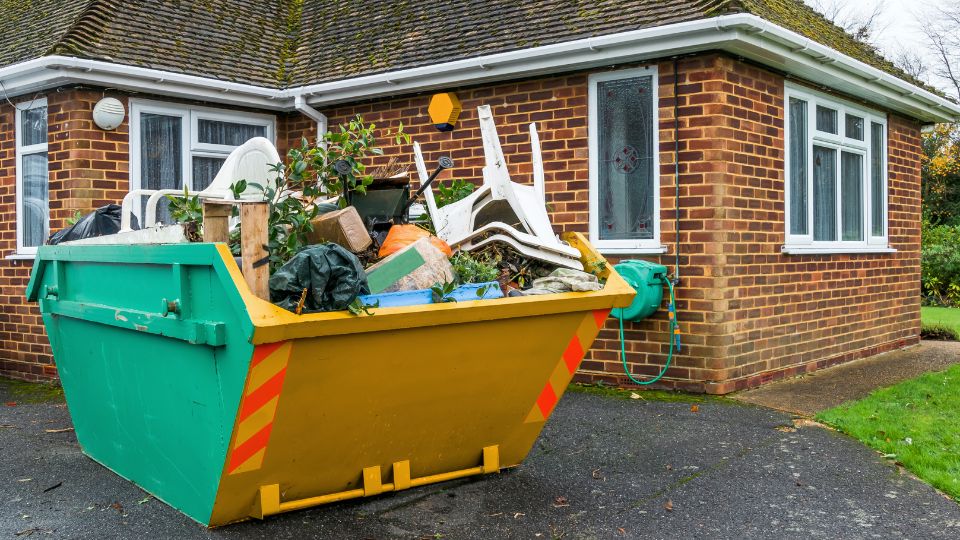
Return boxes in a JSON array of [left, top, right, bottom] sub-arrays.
[[20, 106, 47, 146], [192, 156, 226, 192], [21, 153, 48, 247], [197, 119, 265, 146], [813, 145, 837, 241], [845, 114, 864, 140], [789, 98, 808, 235], [871, 122, 884, 237], [597, 75, 655, 241], [841, 151, 863, 241], [816, 105, 837, 134], [140, 113, 182, 223]]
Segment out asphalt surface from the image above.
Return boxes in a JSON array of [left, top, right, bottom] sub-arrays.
[[2, 382, 959, 539], [733, 341, 960, 416]]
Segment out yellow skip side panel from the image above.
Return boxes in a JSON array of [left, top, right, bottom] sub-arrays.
[[208, 307, 607, 526]]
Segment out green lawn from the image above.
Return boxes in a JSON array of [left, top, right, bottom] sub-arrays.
[[922, 306, 960, 339], [816, 364, 960, 500]]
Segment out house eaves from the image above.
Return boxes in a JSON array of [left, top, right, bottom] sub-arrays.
[[1, 14, 957, 123]]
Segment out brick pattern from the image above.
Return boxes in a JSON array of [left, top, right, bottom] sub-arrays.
[[0, 54, 925, 393], [0, 90, 132, 379]]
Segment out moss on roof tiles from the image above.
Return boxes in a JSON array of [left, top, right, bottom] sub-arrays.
[[0, 0, 939, 95]]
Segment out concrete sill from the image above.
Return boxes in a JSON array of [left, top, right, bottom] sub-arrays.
[[781, 246, 897, 255], [598, 245, 670, 256], [5, 253, 36, 261]]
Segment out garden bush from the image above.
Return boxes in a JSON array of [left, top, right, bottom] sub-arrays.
[[922, 221, 960, 306]]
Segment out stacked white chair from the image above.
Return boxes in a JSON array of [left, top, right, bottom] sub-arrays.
[[416, 105, 583, 270], [120, 136, 279, 231]]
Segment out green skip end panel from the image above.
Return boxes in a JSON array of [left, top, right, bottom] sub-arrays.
[[26, 244, 256, 525]]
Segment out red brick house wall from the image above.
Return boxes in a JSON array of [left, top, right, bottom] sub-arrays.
[[0, 53, 925, 393], [318, 53, 923, 394], [0, 90, 131, 379]]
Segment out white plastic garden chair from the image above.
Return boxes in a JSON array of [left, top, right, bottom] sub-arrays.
[[120, 137, 278, 231], [413, 112, 582, 269]]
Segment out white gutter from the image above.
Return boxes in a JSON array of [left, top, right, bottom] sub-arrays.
[[1, 14, 958, 122], [0, 56, 283, 110]]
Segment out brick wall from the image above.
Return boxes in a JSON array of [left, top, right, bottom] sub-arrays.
[[317, 53, 924, 394], [0, 53, 925, 392], [0, 90, 132, 379]]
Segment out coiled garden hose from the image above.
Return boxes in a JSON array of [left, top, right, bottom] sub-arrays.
[[617, 278, 680, 386]]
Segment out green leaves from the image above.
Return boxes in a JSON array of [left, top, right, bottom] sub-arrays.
[[450, 251, 499, 284], [435, 179, 475, 209], [229, 179, 248, 199], [430, 282, 458, 303], [235, 115, 405, 273], [165, 187, 203, 224]]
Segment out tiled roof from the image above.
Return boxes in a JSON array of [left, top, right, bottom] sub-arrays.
[[0, 0, 931, 92], [0, 0, 93, 67]]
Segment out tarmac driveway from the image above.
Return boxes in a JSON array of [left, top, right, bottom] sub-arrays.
[[1, 383, 958, 539]]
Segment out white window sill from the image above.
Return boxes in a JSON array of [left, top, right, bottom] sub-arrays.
[[5, 253, 36, 261], [597, 245, 669, 255], [781, 246, 896, 255]]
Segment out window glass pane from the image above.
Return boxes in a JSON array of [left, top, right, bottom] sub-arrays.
[[21, 153, 49, 247], [140, 113, 182, 223], [841, 151, 863, 241], [197, 119, 265, 146], [789, 98, 808, 236], [597, 75, 655, 241], [192, 156, 226, 192], [871, 122, 884, 237], [20, 105, 47, 146], [816, 106, 837, 134], [845, 114, 864, 140], [813, 145, 837, 241]]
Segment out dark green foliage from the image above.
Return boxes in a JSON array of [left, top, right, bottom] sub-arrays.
[[450, 251, 499, 285], [435, 179, 475, 208], [922, 221, 960, 306], [165, 187, 203, 224], [239, 115, 406, 272]]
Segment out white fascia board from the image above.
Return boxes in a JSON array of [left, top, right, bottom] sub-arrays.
[[0, 56, 284, 110], [1, 14, 957, 122]]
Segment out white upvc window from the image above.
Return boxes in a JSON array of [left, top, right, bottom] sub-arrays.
[[588, 66, 665, 254], [14, 97, 48, 256], [129, 99, 275, 221], [783, 85, 891, 254]]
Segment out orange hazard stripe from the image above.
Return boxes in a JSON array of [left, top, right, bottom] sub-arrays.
[[524, 309, 609, 423], [250, 341, 285, 368], [238, 367, 288, 422], [227, 341, 292, 475], [228, 423, 274, 472]]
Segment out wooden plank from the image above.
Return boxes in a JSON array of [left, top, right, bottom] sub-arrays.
[[203, 201, 233, 243], [240, 202, 270, 300]]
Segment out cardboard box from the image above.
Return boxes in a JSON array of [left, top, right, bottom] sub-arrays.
[[306, 206, 372, 253]]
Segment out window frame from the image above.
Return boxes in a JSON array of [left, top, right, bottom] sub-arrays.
[[14, 97, 49, 257], [129, 99, 276, 196], [587, 66, 665, 254], [783, 84, 891, 254]]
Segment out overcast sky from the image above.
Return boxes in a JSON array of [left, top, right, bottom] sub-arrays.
[[804, 0, 950, 93]]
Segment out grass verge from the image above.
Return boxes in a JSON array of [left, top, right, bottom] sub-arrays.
[[921, 306, 960, 340], [816, 364, 960, 500]]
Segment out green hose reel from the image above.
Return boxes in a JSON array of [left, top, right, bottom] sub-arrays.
[[611, 260, 669, 322], [610, 259, 679, 386]]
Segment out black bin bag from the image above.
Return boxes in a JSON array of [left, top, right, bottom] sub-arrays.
[[48, 204, 137, 245]]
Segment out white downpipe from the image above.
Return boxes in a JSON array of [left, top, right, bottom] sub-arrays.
[[293, 95, 328, 145]]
